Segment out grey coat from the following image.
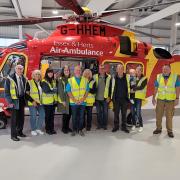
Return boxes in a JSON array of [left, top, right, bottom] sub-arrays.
[[57, 77, 70, 114]]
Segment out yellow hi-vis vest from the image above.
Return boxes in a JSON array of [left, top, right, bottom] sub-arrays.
[[8, 76, 18, 100], [135, 76, 147, 100], [85, 80, 95, 106], [42, 79, 57, 105], [8, 76, 27, 100], [68, 76, 88, 104], [111, 74, 130, 99], [157, 73, 177, 101], [28, 79, 41, 106], [94, 74, 111, 99]]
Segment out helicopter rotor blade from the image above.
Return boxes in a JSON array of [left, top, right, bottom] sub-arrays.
[[0, 16, 65, 26], [95, 0, 180, 19], [125, 27, 162, 40], [55, 0, 85, 15]]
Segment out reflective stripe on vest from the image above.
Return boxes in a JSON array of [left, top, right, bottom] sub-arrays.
[[86, 80, 95, 106], [157, 74, 177, 101], [111, 74, 130, 99], [68, 76, 88, 103], [28, 80, 41, 106], [94, 74, 111, 99], [135, 76, 147, 100], [8, 76, 18, 100], [42, 79, 56, 105]]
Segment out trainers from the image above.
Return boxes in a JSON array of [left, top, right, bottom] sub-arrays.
[[79, 130, 85, 136], [31, 131, 37, 136], [153, 129, 162, 134], [168, 132, 174, 138], [131, 125, 136, 132], [36, 129, 44, 135], [138, 127, 143, 132]]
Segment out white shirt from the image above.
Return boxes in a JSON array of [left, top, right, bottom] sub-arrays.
[[15, 73, 24, 95]]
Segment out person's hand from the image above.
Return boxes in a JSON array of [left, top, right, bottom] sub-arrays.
[[62, 102, 66, 107], [174, 99, 179, 106], [106, 97, 111, 103], [152, 97, 156, 106], [73, 99, 79, 104], [78, 98, 85, 104], [32, 101, 37, 107], [130, 89, 135, 93]]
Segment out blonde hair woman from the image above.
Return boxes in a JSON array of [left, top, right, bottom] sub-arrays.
[[82, 69, 96, 131], [27, 70, 45, 136]]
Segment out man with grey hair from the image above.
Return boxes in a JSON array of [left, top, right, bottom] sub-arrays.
[[4, 64, 33, 141]]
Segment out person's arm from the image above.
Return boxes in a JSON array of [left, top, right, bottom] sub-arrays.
[[41, 81, 55, 94], [175, 75, 180, 106], [4, 78, 13, 105], [67, 92, 78, 104], [134, 78, 147, 91], [108, 77, 112, 100], [89, 81, 97, 94], [152, 78, 159, 106], [152, 87, 158, 106]]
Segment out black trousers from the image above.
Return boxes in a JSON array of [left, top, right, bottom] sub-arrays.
[[113, 98, 128, 129], [84, 106, 93, 129], [11, 99, 25, 138], [62, 106, 71, 130], [44, 105, 55, 132]]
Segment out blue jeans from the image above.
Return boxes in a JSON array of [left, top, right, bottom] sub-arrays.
[[96, 100, 108, 128], [29, 105, 45, 131], [71, 105, 85, 131], [131, 99, 143, 127]]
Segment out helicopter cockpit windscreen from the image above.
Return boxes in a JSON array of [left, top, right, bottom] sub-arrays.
[[0, 54, 26, 89], [40, 56, 98, 77]]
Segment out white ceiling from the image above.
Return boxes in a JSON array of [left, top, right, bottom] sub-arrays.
[[0, 0, 179, 53]]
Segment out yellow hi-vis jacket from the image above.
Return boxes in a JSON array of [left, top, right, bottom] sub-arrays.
[[85, 79, 95, 106], [111, 74, 130, 99], [157, 73, 177, 101], [28, 79, 41, 106], [135, 76, 147, 100], [8, 76, 27, 100], [93, 74, 111, 99], [42, 79, 57, 105], [68, 76, 88, 104]]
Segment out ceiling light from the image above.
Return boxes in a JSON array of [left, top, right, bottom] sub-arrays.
[[120, 17, 126, 22], [175, 22, 180, 26], [52, 10, 58, 15]]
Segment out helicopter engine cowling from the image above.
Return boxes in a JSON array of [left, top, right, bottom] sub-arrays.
[[153, 48, 172, 59]]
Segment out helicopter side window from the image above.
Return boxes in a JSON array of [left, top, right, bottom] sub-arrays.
[[40, 56, 98, 78], [126, 63, 144, 74], [104, 61, 124, 77], [0, 54, 26, 89]]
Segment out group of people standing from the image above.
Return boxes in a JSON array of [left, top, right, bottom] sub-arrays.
[[4, 63, 179, 141]]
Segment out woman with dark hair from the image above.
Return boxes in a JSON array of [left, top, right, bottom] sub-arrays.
[[57, 65, 72, 134], [41, 68, 57, 135]]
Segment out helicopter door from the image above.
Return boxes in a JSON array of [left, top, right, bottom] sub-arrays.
[[40, 56, 98, 77], [0, 53, 27, 90]]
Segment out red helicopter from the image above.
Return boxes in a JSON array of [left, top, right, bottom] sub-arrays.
[[0, 0, 179, 128]]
